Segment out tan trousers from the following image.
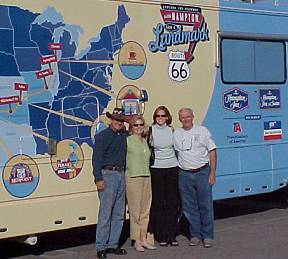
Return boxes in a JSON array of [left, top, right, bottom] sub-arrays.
[[126, 176, 152, 241]]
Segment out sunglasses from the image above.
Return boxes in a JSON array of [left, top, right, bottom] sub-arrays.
[[156, 115, 166, 118], [133, 123, 144, 127]]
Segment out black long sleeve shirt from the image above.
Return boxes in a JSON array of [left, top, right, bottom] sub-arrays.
[[92, 127, 127, 182]]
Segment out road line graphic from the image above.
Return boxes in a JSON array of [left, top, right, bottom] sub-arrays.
[[0, 137, 13, 157], [29, 103, 94, 127], [0, 110, 10, 114], [31, 131, 49, 142], [59, 69, 116, 97], [27, 89, 46, 98], [60, 59, 117, 65], [0, 118, 50, 142], [0, 119, 50, 156]]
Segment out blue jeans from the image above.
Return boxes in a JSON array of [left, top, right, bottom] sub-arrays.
[[178, 166, 214, 240], [95, 170, 125, 251]]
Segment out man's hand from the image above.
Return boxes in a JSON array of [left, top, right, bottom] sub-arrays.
[[208, 172, 216, 186], [95, 180, 105, 191], [208, 149, 217, 186]]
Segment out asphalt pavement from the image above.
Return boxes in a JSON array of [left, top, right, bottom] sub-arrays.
[[2, 193, 288, 259]]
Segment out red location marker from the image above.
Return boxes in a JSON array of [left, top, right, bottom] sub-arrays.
[[40, 55, 57, 70], [48, 43, 61, 51], [35, 68, 53, 90], [14, 83, 28, 105], [14, 83, 28, 91], [0, 95, 20, 113], [48, 43, 62, 55]]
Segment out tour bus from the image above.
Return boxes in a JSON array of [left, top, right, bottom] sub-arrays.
[[1, 0, 288, 243]]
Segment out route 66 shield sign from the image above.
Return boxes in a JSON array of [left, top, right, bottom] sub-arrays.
[[168, 51, 190, 82]]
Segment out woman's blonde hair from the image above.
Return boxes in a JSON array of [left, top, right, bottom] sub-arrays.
[[128, 115, 148, 138]]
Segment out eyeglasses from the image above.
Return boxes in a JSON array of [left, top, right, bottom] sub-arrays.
[[133, 123, 144, 127], [156, 115, 166, 118]]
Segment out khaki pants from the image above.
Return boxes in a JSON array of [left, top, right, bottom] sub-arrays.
[[126, 176, 152, 241]]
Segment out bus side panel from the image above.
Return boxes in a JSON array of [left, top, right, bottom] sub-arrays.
[[0, 0, 220, 239], [204, 1, 288, 199], [0, 192, 98, 239]]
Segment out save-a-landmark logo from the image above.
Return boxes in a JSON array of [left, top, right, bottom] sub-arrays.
[[148, 4, 209, 82]]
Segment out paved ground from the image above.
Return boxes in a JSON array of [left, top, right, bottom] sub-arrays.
[[2, 191, 288, 259]]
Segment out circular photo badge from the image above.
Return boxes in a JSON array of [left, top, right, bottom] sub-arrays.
[[116, 85, 146, 117], [50, 139, 84, 180], [2, 155, 39, 198], [118, 41, 147, 80]]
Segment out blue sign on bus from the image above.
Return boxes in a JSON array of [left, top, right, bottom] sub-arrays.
[[223, 88, 249, 113], [259, 89, 281, 109]]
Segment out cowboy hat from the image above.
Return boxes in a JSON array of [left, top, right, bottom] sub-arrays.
[[106, 107, 126, 122]]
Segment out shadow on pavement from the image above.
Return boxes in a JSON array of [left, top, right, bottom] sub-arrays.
[[0, 225, 96, 259], [1, 188, 288, 258]]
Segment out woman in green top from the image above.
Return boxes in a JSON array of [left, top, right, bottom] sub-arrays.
[[126, 115, 156, 252]]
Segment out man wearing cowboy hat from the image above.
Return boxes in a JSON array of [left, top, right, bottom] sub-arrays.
[[92, 107, 128, 258]]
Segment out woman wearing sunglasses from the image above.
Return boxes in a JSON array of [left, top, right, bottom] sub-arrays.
[[149, 106, 179, 247], [125, 115, 156, 252]]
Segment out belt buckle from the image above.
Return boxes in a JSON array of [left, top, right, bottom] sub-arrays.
[[103, 165, 124, 171], [111, 166, 123, 171], [190, 163, 208, 173]]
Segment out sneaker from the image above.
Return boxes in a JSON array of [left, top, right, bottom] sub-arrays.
[[189, 237, 201, 246], [159, 241, 168, 247], [169, 239, 179, 246], [203, 239, 213, 248]]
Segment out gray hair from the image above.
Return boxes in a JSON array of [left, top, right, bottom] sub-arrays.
[[178, 107, 194, 117]]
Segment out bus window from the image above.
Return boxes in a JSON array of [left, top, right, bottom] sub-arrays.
[[221, 38, 286, 84]]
